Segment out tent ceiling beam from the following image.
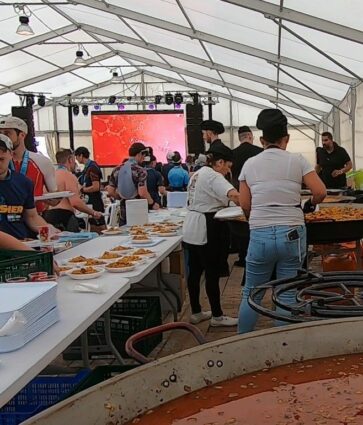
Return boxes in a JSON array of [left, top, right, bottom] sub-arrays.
[[277, 104, 320, 134], [144, 70, 318, 125], [0, 24, 77, 57], [70, 0, 353, 84], [0, 51, 116, 96], [83, 25, 338, 104], [109, 47, 326, 115], [221, 0, 363, 45], [273, 63, 351, 116], [274, 20, 363, 83]]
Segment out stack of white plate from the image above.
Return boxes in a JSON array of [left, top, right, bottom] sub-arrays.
[[0, 283, 58, 352]]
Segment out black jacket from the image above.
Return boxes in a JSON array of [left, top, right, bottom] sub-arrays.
[[231, 143, 263, 188]]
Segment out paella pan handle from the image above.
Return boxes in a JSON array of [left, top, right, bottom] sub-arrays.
[[125, 322, 207, 364]]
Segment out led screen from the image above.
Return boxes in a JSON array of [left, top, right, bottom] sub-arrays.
[[91, 111, 186, 166]]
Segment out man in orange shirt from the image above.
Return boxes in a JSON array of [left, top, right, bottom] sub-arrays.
[[43, 149, 102, 231], [0, 116, 57, 213]]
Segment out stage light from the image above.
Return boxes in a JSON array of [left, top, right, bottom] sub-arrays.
[[73, 105, 79, 116], [148, 104, 155, 110], [37, 95, 46, 107], [108, 95, 116, 104], [16, 16, 34, 36], [190, 92, 199, 105], [82, 105, 89, 116], [117, 103, 125, 111], [26, 94, 35, 107], [126, 96, 132, 102], [94, 104, 101, 111], [165, 93, 173, 105], [174, 92, 183, 105], [74, 49, 86, 66], [154, 95, 162, 104], [174, 103, 182, 110]]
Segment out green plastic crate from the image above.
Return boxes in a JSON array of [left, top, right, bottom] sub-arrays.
[[0, 250, 53, 282]]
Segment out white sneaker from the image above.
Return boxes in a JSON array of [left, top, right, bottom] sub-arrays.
[[210, 315, 238, 327], [190, 311, 212, 324]]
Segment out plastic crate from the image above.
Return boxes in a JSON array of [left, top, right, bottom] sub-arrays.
[[63, 296, 162, 360], [0, 250, 53, 282], [68, 365, 137, 397], [0, 369, 90, 425]]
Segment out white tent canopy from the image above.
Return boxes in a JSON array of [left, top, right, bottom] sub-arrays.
[[0, 0, 362, 166]]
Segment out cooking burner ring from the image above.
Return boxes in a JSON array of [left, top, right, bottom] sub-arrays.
[[248, 270, 363, 323]]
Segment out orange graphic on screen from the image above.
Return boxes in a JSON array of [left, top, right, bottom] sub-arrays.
[[91, 112, 186, 166]]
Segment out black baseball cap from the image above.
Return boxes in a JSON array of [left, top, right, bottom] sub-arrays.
[[129, 142, 147, 156]]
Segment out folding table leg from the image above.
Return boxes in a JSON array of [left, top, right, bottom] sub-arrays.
[[104, 309, 126, 365], [156, 264, 180, 321], [80, 331, 90, 369]]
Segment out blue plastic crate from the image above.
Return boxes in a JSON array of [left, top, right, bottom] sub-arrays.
[[0, 369, 91, 425]]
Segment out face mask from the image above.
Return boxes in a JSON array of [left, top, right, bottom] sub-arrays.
[[144, 156, 151, 162]]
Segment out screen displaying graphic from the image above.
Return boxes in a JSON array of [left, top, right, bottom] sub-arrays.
[[91, 111, 186, 166]]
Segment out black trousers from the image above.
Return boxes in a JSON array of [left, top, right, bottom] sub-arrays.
[[184, 214, 228, 317]]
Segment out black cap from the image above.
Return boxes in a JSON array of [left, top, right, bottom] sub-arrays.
[[206, 143, 233, 161], [171, 151, 182, 164], [129, 142, 147, 156], [238, 125, 251, 134], [256, 109, 288, 142], [201, 120, 225, 134]]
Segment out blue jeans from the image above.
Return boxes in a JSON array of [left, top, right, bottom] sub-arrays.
[[238, 225, 307, 334]]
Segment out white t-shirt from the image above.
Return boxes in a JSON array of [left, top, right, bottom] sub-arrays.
[[183, 166, 234, 245], [239, 149, 314, 229]]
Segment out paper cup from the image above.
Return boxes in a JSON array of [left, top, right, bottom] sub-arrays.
[[28, 271, 48, 281], [38, 225, 51, 242]]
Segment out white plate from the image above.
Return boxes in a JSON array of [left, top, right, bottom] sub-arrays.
[[58, 267, 73, 276], [101, 229, 123, 236], [153, 232, 178, 237], [97, 255, 123, 263], [34, 191, 74, 201], [65, 267, 104, 280], [66, 258, 89, 266], [105, 264, 136, 273], [214, 207, 245, 220], [131, 238, 153, 244]]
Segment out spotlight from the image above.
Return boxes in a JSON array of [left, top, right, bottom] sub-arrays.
[[37, 95, 46, 107], [82, 105, 89, 116], [165, 93, 174, 105], [73, 105, 79, 116], [174, 92, 183, 105], [117, 103, 125, 111], [74, 49, 86, 66], [108, 95, 116, 105], [110, 71, 120, 83], [174, 103, 182, 110], [190, 92, 199, 105], [26, 94, 35, 107], [16, 16, 34, 36], [126, 96, 132, 102], [94, 104, 101, 111], [148, 104, 155, 110], [154, 95, 162, 104]]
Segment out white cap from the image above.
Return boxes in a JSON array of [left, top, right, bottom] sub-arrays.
[[0, 116, 28, 134], [166, 151, 174, 161], [0, 134, 13, 151]]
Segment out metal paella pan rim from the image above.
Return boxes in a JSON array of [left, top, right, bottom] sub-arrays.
[[249, 270, 363, 323]]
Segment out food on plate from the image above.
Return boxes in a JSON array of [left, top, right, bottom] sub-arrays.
[[110, 245, 130, 252], [129, 228, 148, 235], [133, 248, 154, 256], [156, 228, 177, 234], [59, 266, 72, 273], [83, 258, 107, 266], [107, 260, 135, 268], [121, 255, 143, 263], [99, 251, 122, 260], [68, 255, 88, 263], [103, 226, 122, 233], [305, 206, 363, 222], [71, 267, 99, 275], [132, 235, 151, 241]]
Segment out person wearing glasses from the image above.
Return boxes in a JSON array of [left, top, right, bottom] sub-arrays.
[[117, 142, 159, 225]]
